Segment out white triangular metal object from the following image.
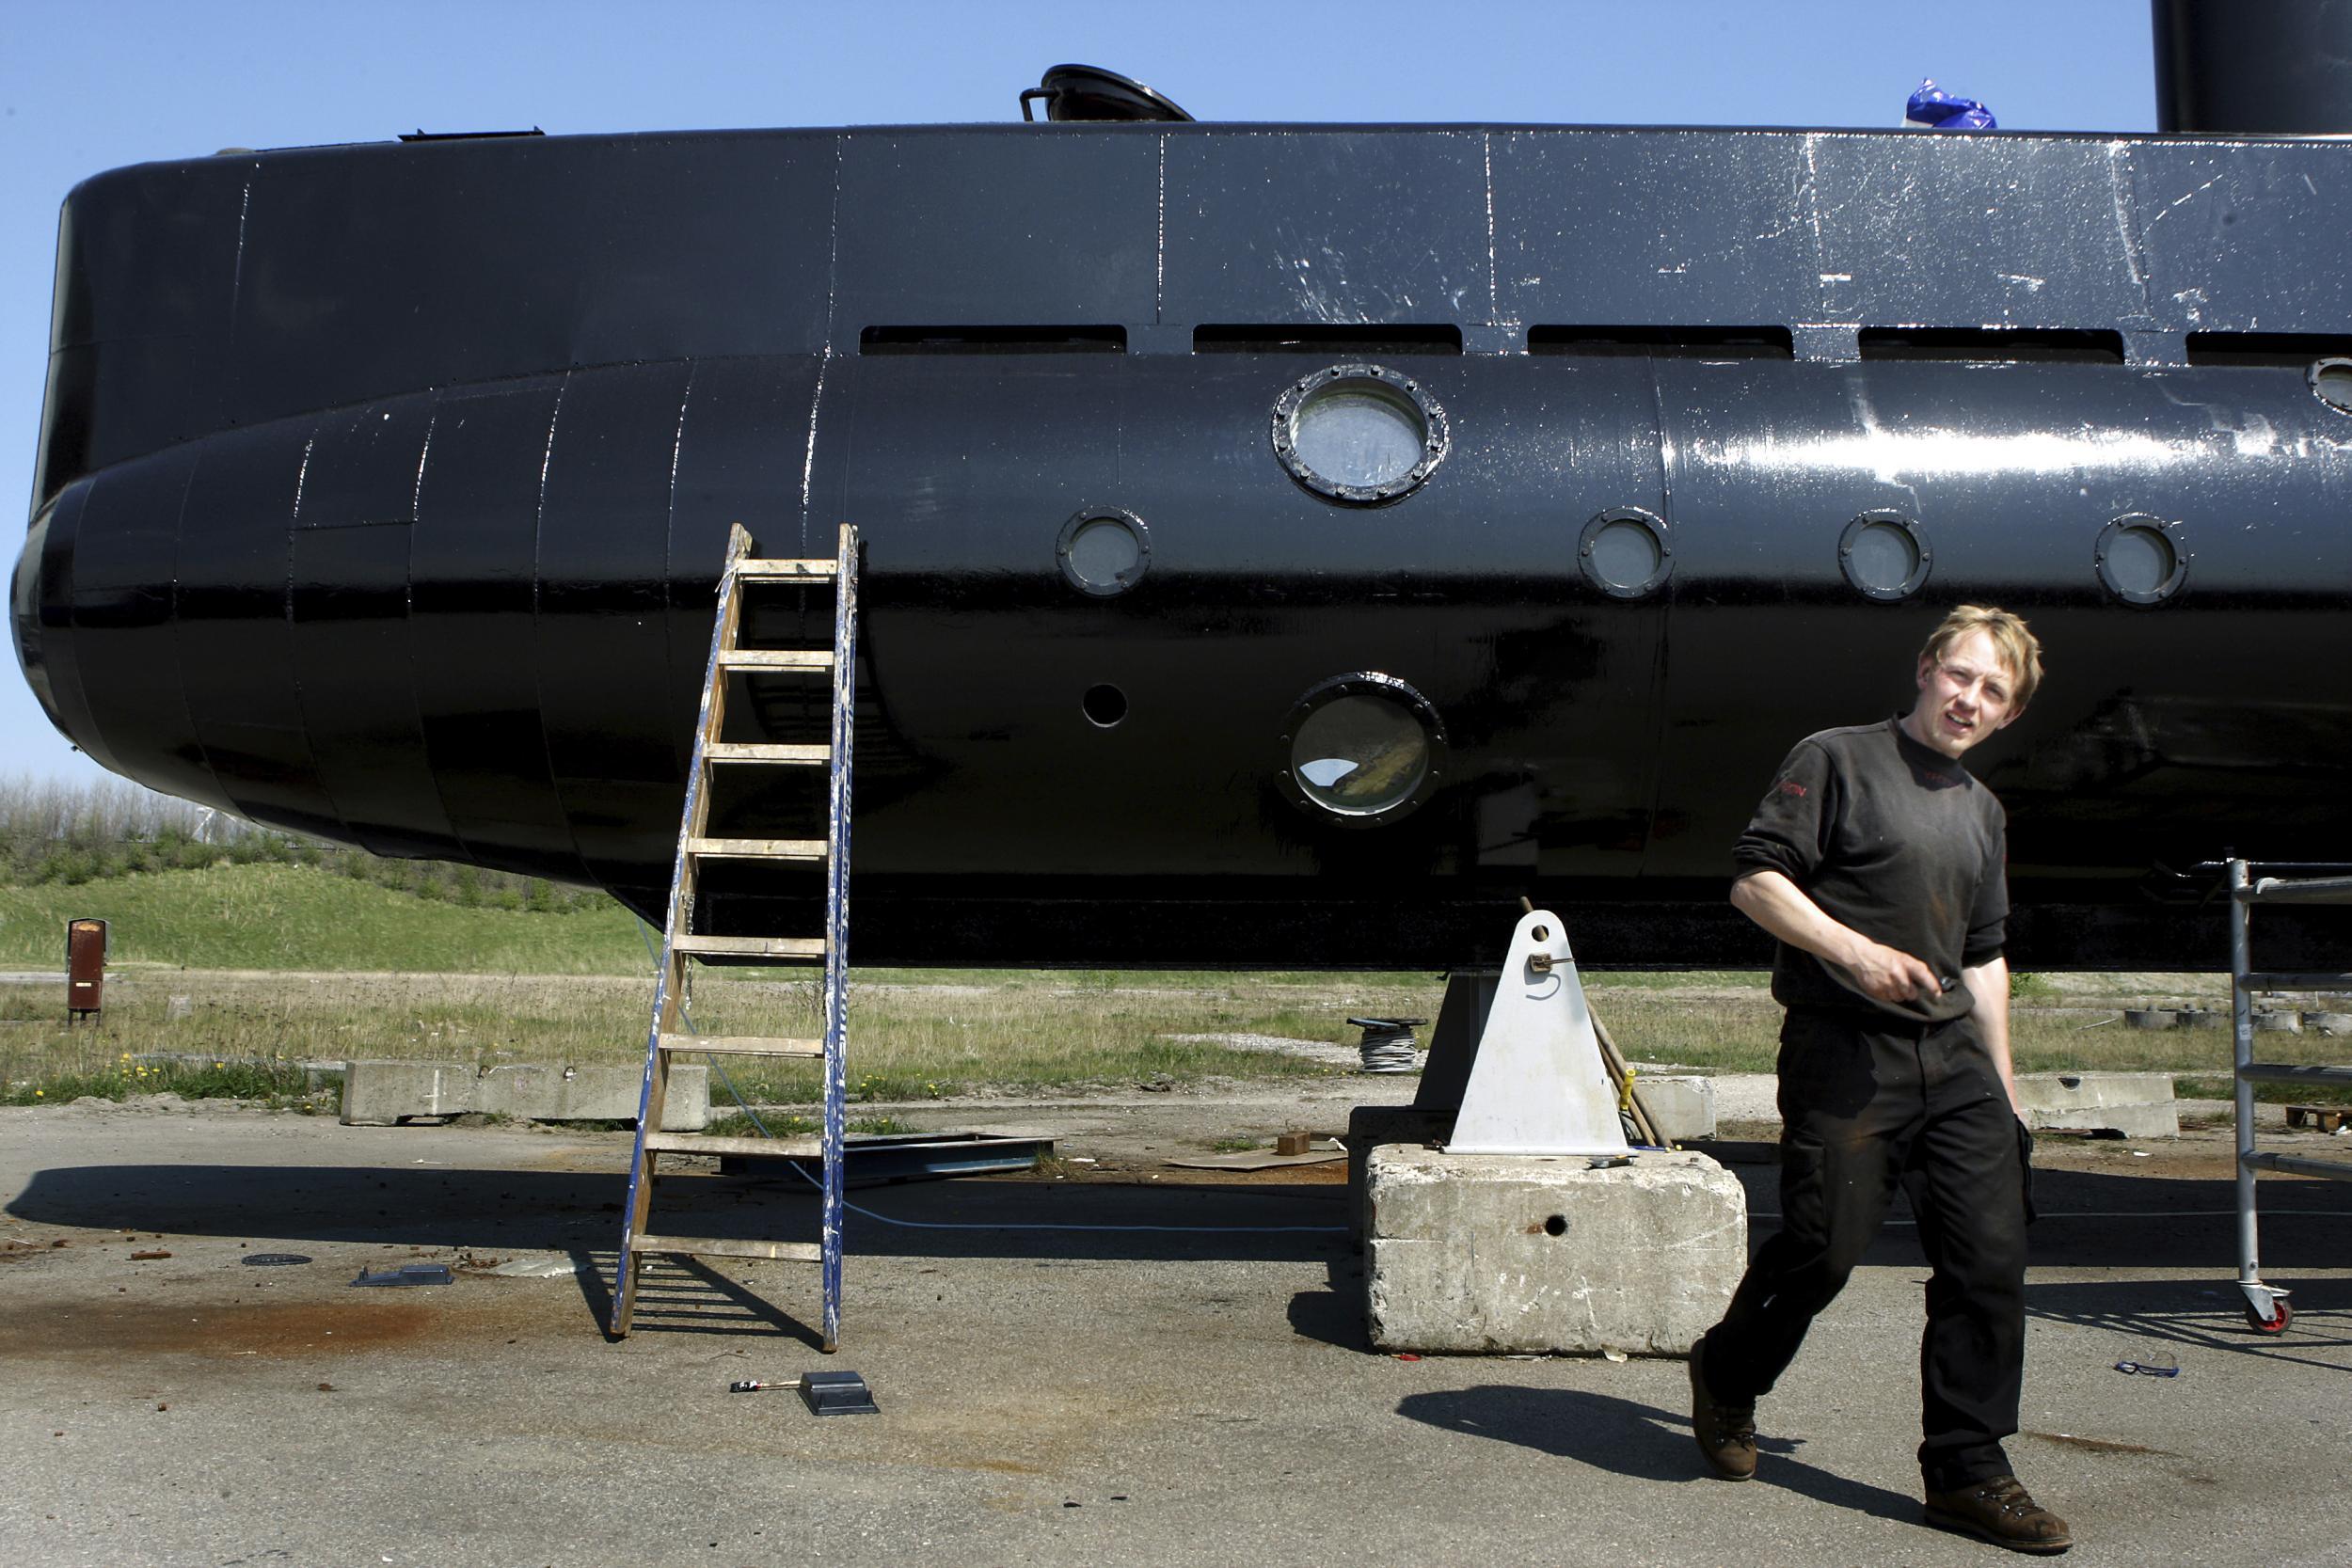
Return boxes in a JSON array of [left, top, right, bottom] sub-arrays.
[[1446, 909, 1631, 1157]]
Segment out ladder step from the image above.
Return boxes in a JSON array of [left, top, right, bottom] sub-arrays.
[[705, 742, 830, 765], [644, 1132, 824, 1158], [628, 1233, 824, 1262], [733, 559, 838, 580], [2242, 972, 2352, 993], [689, 836, 825, 861], [718, 649, 834, 671], [673, 934, 826, 960], [657, 1033, 825, 1057]]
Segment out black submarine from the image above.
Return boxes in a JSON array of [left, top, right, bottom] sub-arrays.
[[13, 2, 2352, 969]]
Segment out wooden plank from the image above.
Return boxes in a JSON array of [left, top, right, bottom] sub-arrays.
[[718, 648, 833, 671], [705, 742, 829, 765], [688, 836, 824, 861], [628, 1234, 823, 1262], [644, 1132, 824, 1158], [673, 934, 826, 960], [657, 1034, 824, 1057]]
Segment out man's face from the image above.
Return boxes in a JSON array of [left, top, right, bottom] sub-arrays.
[[1906, 627, 2022, 760]]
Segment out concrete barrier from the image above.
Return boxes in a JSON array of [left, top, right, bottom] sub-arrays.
[[341, 1061, 707, 1130], [1365, 1145, 1745, 1355], [2016, 1070, 2178, 1139]]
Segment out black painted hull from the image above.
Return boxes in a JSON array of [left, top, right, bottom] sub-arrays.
[[15, 125, 2352, 966]]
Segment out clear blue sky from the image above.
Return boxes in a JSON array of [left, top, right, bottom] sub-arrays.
[[0, 0, 2157, 791]]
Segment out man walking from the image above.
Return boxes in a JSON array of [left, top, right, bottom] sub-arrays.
[[1689, 606, 2071, 1555]]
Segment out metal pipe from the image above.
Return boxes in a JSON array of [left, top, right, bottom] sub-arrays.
[[2230, 857, 2261, 1291]]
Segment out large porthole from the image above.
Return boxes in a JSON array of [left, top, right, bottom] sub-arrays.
[[1838, 511, 1932, 602], [2095, 514, 2188, 606], [1271, 363, 1449, 505], [1278, 673, 1447, 825], [1579, 507, 1672, 599], [1057, 507, 1151, 596]]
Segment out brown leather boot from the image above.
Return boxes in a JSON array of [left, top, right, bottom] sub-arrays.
[[1687, 1336, 1756, 1481], [1924, 1474, 2074, 1554]]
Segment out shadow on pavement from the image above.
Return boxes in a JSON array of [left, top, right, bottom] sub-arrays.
[[6, 1164, 1351, 1263], [1395, 1384, 1919, 1524]]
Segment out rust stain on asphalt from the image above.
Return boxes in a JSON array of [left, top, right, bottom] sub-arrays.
[[0, 1298, 435, 1359]]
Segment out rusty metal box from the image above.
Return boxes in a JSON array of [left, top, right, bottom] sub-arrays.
[[66, 918, 106, 1020]]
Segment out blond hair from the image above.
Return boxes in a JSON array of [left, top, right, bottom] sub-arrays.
[[1920, 605, 2043, 710]]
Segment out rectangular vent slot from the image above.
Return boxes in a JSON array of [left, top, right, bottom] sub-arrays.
[[1192, 324, 1463, 355], [2185, 332, 2352, 368], [1527, 325, 1794, 359], [859, 325, 1127, 356], [1856, 327, 2123, 364]]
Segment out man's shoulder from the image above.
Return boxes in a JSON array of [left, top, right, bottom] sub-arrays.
[[1789, 721, 1893, 760]]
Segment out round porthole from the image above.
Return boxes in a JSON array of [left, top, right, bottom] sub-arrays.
[[1838, 511, 1932, 602], [1057, 508, 1151, 596], [1578, 507, 1672, 599], [1271, 363, 1449, 505], [2311, 358, 2352, 416], [2094, 514, 2188, 606], [1082, 683, 1128, 727], [1277, 673, 1448, 825]]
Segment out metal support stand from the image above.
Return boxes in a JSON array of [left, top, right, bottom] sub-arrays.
[[2226, 858, 2352, 1336], [1446, 908, 1630, 1157]]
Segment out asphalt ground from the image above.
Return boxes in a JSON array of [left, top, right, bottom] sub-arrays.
[[1, 1093, 2347, 1567]]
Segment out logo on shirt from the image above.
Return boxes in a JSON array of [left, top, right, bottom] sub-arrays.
[[1777, 779, 1808, 799]]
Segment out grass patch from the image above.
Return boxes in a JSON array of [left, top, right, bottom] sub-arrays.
[[0, 863, 643, 972], [0, 1051, 334, 1109]]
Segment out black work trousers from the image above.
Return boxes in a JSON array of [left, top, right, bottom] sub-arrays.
[[1700, 1006, 2033, 1491]]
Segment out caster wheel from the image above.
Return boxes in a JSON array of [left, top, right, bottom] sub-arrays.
[[2245, 1298, 2292, 1335]]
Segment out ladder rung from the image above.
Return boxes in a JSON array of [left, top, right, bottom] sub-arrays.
[[673, 934, 826, 960], [2243, 1150, 2352, 1182], [2242, 973, 2352, 993], [644, 1132, 824, 1158], [2240, 1063, 2352, 1085], [733, 559, 837, 580], [718, 649, 834, 671], [689, 836, 825, 861], [705, 742, 830, 765], [658, 1033, 824, 1057], [628, 1233, 824, 1262], [2241, 875, 2352, 906]]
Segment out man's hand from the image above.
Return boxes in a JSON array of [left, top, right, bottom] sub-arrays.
[[1842, 939, 1943, 1006], [1730, 870, 1941, 1005]]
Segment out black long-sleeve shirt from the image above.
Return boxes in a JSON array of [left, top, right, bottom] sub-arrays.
[[1731, 718, 2009, 1025]]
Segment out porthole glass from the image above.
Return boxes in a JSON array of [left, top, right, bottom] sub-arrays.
[[2312, 357, 2352, 416], [1278, 673, 1448, 825], [1081, 683, 1128, 727], [2094, 514, 2188, 606], [1837, 512, 1931, 602], [1057, 508, 1150, 596], [1579, 507, 1671, 598], [1272, 363, 1449, 505]]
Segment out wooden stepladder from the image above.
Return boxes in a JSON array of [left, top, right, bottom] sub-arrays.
[[611, 523, 859, 1350]]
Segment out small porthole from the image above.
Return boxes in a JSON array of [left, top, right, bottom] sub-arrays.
[[2094, 514, 2188, 606], [1578, 507, 1671, 598], [1277, 673, 1448, 825], [2312, 358, 2352, 416], [1838, 511, 1932, 602], [1082, 684, 1128, 727], [1271, 363, 1450, 505], [1057, 508, 1151, 596]]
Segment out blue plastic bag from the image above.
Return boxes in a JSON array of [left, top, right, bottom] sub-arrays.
[[1907, 79, 1997, 132]]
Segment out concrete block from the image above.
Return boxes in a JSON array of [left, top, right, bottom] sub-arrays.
[[1631, 1075, 1715, 1143], [1346, 1103, 1456, 1243], [341, 1061, 707, 1130], [2017, 1071, 2178, 1139], [1366, 1145, 1745, 1355]]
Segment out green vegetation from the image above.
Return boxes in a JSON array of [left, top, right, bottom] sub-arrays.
[[0, 1050, 336, 1110], [0, 863, 644, 972]]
